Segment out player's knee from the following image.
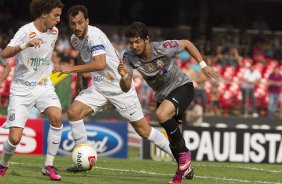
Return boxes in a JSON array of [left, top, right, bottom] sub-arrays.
[[156, 108, 168, 122], [9, 136, 21, 145], [67, 108, 81, 120], [50, 113, 62, 128]]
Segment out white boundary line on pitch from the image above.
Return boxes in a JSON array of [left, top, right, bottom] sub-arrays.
[[10, 162, 282, 184], [195, 164, 282, 174]]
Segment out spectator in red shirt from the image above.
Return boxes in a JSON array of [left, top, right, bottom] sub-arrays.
[[267, 67, 282, 119]]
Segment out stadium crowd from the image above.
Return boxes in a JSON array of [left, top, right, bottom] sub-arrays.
[[0, 19, 282, 121]]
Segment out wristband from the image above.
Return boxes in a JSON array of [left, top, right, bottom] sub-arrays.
[[20, 43, 27, 50], [199, 61, 207, 69], [122, 73, 128, 80]]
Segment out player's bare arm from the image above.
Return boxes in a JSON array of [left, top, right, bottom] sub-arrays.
[[53, 54, 106, 75], [179, 39, 219, 80], [118, 59, 132, 92], [1, 38, 43, 59]]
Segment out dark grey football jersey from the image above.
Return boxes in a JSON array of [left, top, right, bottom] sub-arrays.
[[123, 40, 192, 103]]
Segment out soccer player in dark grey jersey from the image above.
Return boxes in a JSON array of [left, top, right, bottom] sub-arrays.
[[118, 22, 219, 184]]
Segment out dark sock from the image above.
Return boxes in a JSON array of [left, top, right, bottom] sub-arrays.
[[160, 118, 188, 159]]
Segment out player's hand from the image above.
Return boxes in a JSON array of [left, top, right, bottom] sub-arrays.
[[202, 66, 220, 80], [117, 59, 128, 77], [26, 38, 43, 49], [52, 64, 72, 77]]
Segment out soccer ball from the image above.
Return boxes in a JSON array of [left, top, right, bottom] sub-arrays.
[[72, 144, 98, 170]]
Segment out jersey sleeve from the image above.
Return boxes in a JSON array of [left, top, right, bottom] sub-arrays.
[[8, 27, 29, 47], [156, 40, 183, 55], [88, 33, 106, 57], [122, 52, 134, 76]]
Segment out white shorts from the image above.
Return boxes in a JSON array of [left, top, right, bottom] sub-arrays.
[[3, 86, 61, 128], [75, 86, 144, 122]]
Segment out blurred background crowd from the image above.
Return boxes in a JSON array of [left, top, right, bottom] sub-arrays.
[[0, 0, 282, 123]]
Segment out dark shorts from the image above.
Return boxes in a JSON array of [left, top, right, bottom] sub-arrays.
[[157, 82, 194, 122]]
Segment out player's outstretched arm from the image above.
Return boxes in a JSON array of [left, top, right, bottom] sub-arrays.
[[179, 39, 220, 80], [53, 54, 106, 75], [1, 38, 43, 59]]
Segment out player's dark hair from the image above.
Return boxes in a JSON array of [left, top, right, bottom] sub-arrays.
[[125, 22, 149, 40], [67, 5, 89, 20], [29, 0, 64, 18]]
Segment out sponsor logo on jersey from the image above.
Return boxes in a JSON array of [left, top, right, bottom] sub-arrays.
[[28, 57, 51, 71], [50, 28, 57, 35], [144, 63, 155, 72], [155, 58, 165, 69], [93, 75, 116, 83], [29, 32, 36, 38], [93, 75, 105, 82], [39, 78, 49, 86], [58, 125, 124, 157], [105, 76, 115, 82], [24, 78, 49, 87], [71, 37, 79, 46], [163, 40, 179, 49]]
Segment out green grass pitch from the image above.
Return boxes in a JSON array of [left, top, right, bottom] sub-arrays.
[[1, 148, 281, 184]]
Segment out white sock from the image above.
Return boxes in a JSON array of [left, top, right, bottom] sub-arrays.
[[45, 154, 55, 167], [70, 119, 87, 145], [1, 139, 17, 167], [147, 127, 173, 158], [45, 125, 62, 166]]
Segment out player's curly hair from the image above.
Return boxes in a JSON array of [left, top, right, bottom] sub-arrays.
[[125, 22, 150, 40], [67, 5, 89, 20], [29, 0, 64, 18]]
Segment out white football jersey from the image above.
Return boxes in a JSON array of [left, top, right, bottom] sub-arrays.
[[71, 25, 124, 93], [8, 22, 58, 92]]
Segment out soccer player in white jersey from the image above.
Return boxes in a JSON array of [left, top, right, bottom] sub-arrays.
[[0, 49, 11, 88], [52, 5, 174, 172], [118, 22, 220, 184], [0, 0, 64, 180]]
